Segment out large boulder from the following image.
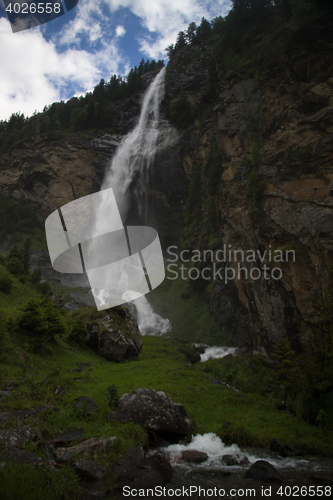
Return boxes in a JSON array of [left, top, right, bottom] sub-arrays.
[[84, 307, 142, 362], [109, 388, 193, 439]]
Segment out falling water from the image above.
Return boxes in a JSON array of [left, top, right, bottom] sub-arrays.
[[93, 68, 171, 332], [102, 66, 167, 226]]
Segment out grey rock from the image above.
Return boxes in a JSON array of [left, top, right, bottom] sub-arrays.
[[182, 450, 208, 463], [49, 427, 85, 445], [0, 426, 40, 448], [55, 436, 117, 462], [73, 459, 107, 481], [109, 388, 193, 437], [0, 448, 46, 466]]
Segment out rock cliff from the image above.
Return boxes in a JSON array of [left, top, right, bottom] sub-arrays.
[[1, 12, 333, 354]]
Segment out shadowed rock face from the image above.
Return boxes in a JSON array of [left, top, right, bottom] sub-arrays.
[[109, 388, 193, 439]]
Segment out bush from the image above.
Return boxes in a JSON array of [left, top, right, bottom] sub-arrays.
[[67, 320, 88, 346], [16, 298, 66, 351], [0, 265, 12, 294]]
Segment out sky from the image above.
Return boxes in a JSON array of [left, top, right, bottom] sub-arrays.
[[0, 0, 231, 122]]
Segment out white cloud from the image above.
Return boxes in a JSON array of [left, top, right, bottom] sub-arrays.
[[0, 16, 127, 120], [115, 25, 126, 37], [0, 0, 232, 121]]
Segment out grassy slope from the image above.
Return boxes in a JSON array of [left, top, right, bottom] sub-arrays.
[[1, 336, 332, 458]]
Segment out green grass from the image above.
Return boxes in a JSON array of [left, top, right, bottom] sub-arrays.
[[1, 336, 332, 460], [147, 265, 227, 344]]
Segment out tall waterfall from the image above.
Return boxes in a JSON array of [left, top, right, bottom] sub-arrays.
[[94, 67, 171, 334], [103, 67, 166, 226]]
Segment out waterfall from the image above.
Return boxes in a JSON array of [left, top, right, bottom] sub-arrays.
[[90, 67, 171, 334], [102, 67, 166, 226]]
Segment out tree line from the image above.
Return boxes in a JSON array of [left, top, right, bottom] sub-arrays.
[[0, 58, 164, 154]]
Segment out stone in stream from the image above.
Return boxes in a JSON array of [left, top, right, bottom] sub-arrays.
[[222, 454, 250, 466], [109, 388, 193, 439], [245, 460, 284, 483], [182, 450, 208, 463]]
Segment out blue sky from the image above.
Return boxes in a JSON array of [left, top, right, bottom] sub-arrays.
[[0, 0, 231, 121]]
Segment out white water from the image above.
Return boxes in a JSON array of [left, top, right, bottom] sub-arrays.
[[102, 67, 166, 224], [122, 290, 172, 335], [163, 433, 258, 467], [198, 345, 238, 362], [89, 68, 171, 331]]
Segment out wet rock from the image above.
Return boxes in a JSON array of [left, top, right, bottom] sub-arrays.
[[182, 450, 208, 463], [245, 460, 284, 483], [73, 459, 107, 481], [74, 396, 95, 416], [55, 436, 117, 462], [222, 454, 250, 466], [116, 452, 173, 489], [49, 427, 85, 446], [270, 439, 301, 457], [179, 349, 201, 364], [109, 388, 193, 438], [0, 426, 40, 448]]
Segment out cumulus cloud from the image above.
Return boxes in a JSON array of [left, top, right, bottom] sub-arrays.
[[0, 16, 127, 120], [0, 0, 232, 120]]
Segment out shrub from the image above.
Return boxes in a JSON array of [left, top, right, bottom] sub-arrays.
[[67, 320, 88, 346]]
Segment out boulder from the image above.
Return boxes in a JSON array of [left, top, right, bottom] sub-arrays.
[[182, 450, 208, 463], [86, 308, 142, 362], [73, 459, 107, 482], [116, 452, 173, 489], [109, 388, 193, 438], [245, 460, 284, 483], [0, 426, 40, 449], [55, 436, 117, 462]]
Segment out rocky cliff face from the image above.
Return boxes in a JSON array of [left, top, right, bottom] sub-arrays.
[[164, 13, 333, 353], [1, 14, 333, 354]]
